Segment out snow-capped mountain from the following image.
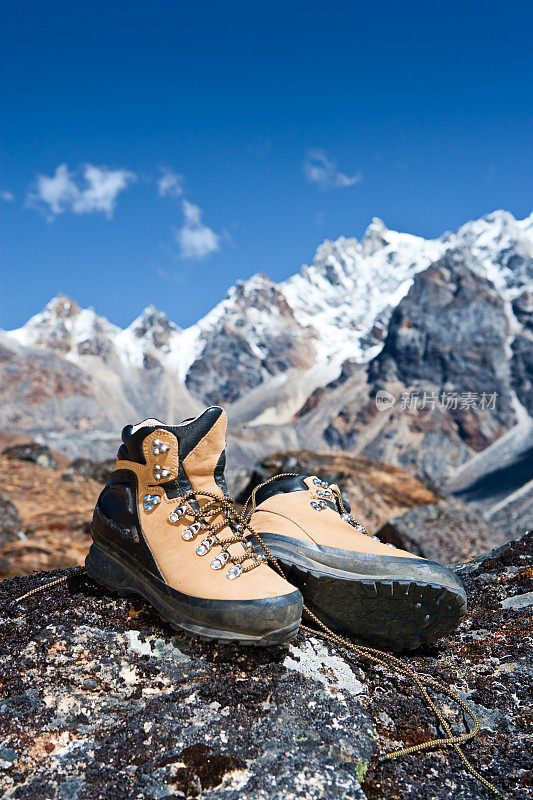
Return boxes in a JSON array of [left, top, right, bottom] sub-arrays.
[[179, 209, 533, 413], [2, 210, 532, 483], [8, 210, 532, 402], [282, 217, 444, 364], [8, 295, 120, 360]]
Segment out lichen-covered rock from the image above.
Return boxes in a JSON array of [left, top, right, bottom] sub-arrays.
[[376, 497, 510, 564], [2, 441, 57, 469], [0, 534, 530, 799]]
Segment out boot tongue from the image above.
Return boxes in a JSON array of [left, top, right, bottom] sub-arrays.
[[254, 474, 309, 506], [176, 406, 228, 498]]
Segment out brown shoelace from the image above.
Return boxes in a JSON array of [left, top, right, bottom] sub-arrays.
[[243, 472, 506, 799], [167, 489, 267, 576]]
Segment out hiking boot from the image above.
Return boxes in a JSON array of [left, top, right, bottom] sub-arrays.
[[247, 475, 467, 651], [86, 407, 302, 645]]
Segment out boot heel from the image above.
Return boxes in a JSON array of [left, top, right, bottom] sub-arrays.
[[85, 543, 135, 597]]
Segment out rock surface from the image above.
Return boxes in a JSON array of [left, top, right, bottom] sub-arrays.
[[2, 442, 58, 469], [0, 452, 99, 579], [1, 533, 530, 799], [376, 497, 512, 564], [0, 493, 22, 547], [63, 457, 115, 485]]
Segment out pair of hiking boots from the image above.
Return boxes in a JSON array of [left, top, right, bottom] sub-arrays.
[[86, 406, 466, 650]]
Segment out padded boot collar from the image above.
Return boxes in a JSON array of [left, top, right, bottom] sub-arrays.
[[254, 474, 309, 506], [119, 407, 225, 465]]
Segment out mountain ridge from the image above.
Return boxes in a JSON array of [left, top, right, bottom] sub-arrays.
[[6, 210, 532, 392], [2, 209, 532, 494]]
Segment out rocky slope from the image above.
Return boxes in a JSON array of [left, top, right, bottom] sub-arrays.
[[306, 251, 519, 483], [1, 532, 530, 799], [184, 275, 317, 405], [0, 444, 101, 578], [0, 304, 201, 457]]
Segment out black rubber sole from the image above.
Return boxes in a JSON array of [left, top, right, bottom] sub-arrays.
[[253, 536, 467, 651], [85, 541, 302, 647]]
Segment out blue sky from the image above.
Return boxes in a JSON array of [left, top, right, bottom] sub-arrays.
[[1, 0, 532, 330]]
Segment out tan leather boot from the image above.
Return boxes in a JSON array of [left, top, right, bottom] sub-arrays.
[[86, 407, 302, 645], [247, 475, 467, 651]]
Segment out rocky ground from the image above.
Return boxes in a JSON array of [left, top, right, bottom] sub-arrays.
[[0, 440, 518, 578], [0, 533, 530, 799], [376, 498, 507, 565], [0, 440, 104, 579]]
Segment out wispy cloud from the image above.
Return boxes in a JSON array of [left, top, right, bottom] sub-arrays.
[[0, 189, 14, 202], [28, 163, 137, 218], [175, 199, 220, 259], [158, 167, 184, 198], [304, 149, 362, 189]]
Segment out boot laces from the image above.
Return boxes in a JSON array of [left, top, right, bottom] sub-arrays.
[[242, 472, 506, 799], [170, 489, 266, 580]]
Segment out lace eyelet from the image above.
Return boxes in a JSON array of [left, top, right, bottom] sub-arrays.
[[227, 564, 243, 580], [211, 551, 230, 570], [182, 522, 202, 541], [151, 439, 170, 456], [143, 494, 161, 512], [153, 464, 171, 481], [310, 500, 327, 511], [169, 505, 189, 523], [196, 536, 216, 556]]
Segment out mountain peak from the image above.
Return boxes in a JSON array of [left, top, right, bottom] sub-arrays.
[[365, 216, 387, 233], [126, 307, 181, 351], [43, 294, 82, 319], [361, 217, 390, 256]]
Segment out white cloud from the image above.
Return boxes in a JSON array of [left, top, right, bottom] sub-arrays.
[[304, 149, 362, 189], [176, 199, 220, 259], [0, 189, 14, 202], [28, 163, 137, 218], [158, 167, 183, 197]]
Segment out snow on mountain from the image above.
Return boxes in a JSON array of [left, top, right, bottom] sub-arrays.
[[282, 211, 533, 369], [446, 210, 533, 294], [282, 217, 445, 366], [4, 210, 533, 410], [115, 306, 183, 371], [182, 273, 318, 405], [7, 295, 120, 361]]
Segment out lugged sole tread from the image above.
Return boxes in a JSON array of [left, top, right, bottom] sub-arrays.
[[279, 560, 467, 652]]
